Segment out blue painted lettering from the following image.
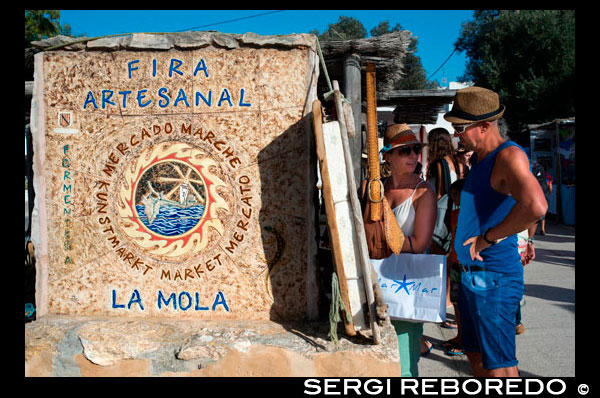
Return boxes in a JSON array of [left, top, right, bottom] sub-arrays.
[[111, 289, 125, 309], [137, 89, 151, 107], [193, 58, 209, 78], [101, 90, 116, 109], [212, 291, 229, 311], [83, 91, 98, 109], [112, 289, 229, 312], [239, 88, 251, 107], [158, 290, 176, 310], [112, 289, 144, 310], [218, 88, 233, 107], [128, 289, 144, 310], [169, 58, 184, 77], [196, 90, 212, 107], [178, 292, 192, 311], [82, 56, 251, 110], [118, 90, 132, 108], [195, 292, 209, 311], [158, 87, 170, 108], [174, 88, 190, 107], [128, 60, 140, 79]]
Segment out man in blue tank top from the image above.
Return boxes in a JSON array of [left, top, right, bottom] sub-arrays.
[[444, 87, 547, 377]]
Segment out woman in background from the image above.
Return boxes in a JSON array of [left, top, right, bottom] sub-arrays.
[[425, 128, 468, 314]]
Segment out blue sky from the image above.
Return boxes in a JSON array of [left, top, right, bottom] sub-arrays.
[[59, 10, 474, 86]]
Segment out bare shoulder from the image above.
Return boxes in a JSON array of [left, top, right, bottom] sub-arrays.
[[414, 180, 436, 202], [493, 144, 532, 194], [497, 144, 527, 164], [419, 179, 435, 192]]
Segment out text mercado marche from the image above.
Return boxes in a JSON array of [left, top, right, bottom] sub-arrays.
[[32, 32, 320, 323]]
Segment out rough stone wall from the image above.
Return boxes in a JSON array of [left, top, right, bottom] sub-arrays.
[[31, 33, 320, 321], [25, 316, 400, 377]]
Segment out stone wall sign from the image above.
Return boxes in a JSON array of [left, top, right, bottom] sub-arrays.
[[31, 32, 319, 321]]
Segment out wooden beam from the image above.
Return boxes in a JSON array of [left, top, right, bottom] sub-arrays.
[[343, 53, 363, 187]]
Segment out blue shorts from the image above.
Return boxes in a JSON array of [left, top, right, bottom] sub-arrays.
[[458, 268, 524, 370]]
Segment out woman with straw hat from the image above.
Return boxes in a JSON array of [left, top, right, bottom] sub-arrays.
[[381, 123, 437, 377]]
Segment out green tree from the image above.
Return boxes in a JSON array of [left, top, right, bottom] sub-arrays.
[[311, 16, 441, 90], [25, 10, 73, 48], [455, 10, 575, 130], [312, 16, 367, 41], [370, 21, 402, 37]]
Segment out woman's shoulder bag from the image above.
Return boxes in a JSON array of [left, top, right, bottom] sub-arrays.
[[361, 179, 404, 259], [431, 159, 453, 253]]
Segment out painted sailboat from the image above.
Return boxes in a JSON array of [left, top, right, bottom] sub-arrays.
[[141, 182, 199, 225]]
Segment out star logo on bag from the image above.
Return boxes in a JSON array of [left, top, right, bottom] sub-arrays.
[[393, 274, 415, 295]]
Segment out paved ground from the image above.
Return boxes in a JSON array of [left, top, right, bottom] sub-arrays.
[[419, 219, 575, 377]]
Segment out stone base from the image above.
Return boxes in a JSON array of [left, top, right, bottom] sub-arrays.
[[25, 315, 400, 377]]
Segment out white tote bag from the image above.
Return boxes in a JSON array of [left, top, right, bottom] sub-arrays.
[[371, 253, 446, 323]]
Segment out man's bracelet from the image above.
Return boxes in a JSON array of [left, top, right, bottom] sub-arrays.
[[527, 238, 535, 244], [483, 228, 498, 245]]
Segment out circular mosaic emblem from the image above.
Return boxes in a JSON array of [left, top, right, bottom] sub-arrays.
[[134, 159, 207, 237], [117, 142, 230, 258]]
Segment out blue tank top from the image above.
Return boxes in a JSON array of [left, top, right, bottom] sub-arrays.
[[454, 140, 524, 274]]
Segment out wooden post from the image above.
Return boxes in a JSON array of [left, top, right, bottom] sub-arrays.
[[343, 53, 363, 188], [333, 80, 381, 345], [312, 99, 356, 336]]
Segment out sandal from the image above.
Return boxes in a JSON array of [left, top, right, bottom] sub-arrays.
[[446, 346, 465, 356], [444, 340, 465, 356], [421, 340, 433, 356]]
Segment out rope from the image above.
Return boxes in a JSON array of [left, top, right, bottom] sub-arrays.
[[315, 36, 335, 101], [329, 272, 351, 344]]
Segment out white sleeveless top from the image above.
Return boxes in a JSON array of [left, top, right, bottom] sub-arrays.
[[449, 169, 457, 184], [392, 180, 426, 237]]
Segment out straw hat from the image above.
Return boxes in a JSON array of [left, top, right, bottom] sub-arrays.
[[444, 86, 505, 124], [382, 124, 421, 153]]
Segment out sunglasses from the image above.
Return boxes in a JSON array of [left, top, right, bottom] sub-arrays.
[[453, 122, 479, 135], [394, 144, 423, 156]]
